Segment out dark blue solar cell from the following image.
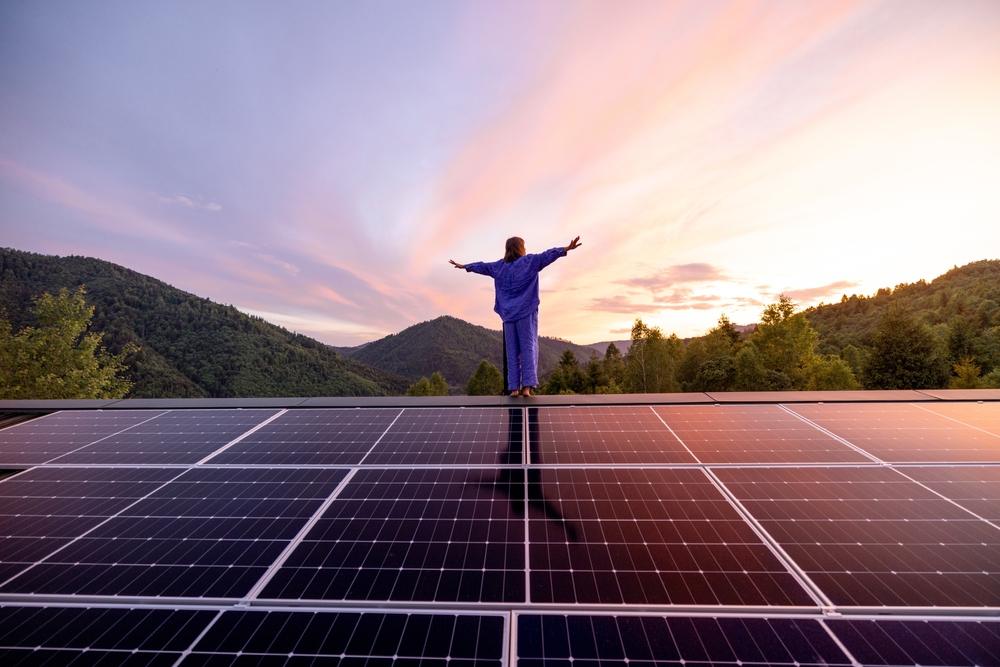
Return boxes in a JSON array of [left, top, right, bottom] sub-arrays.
[[261, 468, 526, 602], [53, 409, 280, 464], [0, 410, 166, 465], [517, 615, 851, 666], [188, 610, 504, 666], [210, 408, 402, 465], [362, 407, 523, 465], [827, 618, 1000, 666]]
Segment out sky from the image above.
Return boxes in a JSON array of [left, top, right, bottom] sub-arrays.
[[2, 0, 999, 345]]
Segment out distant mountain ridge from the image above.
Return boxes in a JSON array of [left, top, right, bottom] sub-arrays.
[[0, 248, 408, 397], [343, 315, 598, 387]]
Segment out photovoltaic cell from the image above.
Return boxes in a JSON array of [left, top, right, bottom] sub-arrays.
[[528, 467, 813, 605], [715, 466, 1000, 607], [516, 614, 851, 666], [528, 407, 695, 464], [787, 403, 1000, 462], [826, 618, 1000, 666], [0, 604, 215, 665], [920, 401, 1000, 437], [261, 467, 526, 602], [363, 408, 522, 465], [902, 465, 1000, 521], [0, 467, 180, 584], [0, 410, 165, 465], [0, 468, 348, 598], [50, 409, 280, 464], [185, 610, 504, 667], [652, 405, 868, 463], [210, 408, 401, 465]]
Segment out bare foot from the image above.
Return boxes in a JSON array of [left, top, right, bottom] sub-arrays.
[[521, 387, 533, 397], [509, 389, 521, 397]]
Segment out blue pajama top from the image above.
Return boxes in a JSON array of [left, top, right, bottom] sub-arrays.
[[464, 247, 567, 322]]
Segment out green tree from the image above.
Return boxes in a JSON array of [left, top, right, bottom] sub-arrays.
[[733, 344, 767, 390], [543, 350, 586, 394], [749, 295, 819, 388], [949, 357, 982, 389], [624, 320, 681, 393], [0, 287, 135, 399], [466, 360, 503, 395], [406, 371, 449, 396], [863, 309, 948, 389], [805, 355, 860, 390], [982, 368, 1000, 389], [602, 343, 625, 388], [840, 344, 866, 378]]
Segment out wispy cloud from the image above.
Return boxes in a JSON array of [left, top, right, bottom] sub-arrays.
[[156, 193, 222, 212], [621, 263, 729, 291], [781, 280, 858, 302]]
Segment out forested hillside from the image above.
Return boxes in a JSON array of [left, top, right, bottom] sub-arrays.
[[346, 315, 597, 387], [0, 248, 408, 397]]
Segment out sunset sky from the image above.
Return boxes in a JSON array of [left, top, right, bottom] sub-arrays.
[[2, 1, 999, 345]]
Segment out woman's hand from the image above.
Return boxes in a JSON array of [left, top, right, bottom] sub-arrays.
[[565, 236, 582, 252], [448, 259, 466, 269]]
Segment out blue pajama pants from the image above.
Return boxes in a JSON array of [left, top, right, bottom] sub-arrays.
[[504, 311, 539, 390]]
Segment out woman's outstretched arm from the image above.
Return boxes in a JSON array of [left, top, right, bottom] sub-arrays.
[[450, 258, 500, 276], [531, 236, 582, 272]]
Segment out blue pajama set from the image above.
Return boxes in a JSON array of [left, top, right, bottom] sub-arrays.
[[465, 247, 567, 390]]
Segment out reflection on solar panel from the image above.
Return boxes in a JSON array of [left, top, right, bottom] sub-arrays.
[[0, 410, 165, 464], [528, 467, 812, 605], [49, 409, 280, 464], [653, 405, 868, 463], [715, 466, 1000, 607], [1, 397, 998, 666], [904, 465, 1000, 521], [516, 614, 852, 666], [210, 408, 401, 465], [186, 610, 504, 666], [787, 403, 1000, 462], [528, 407, 694, 464], [0, 467, 348, 598], [262, 467, 526, 602], [364, 408, 522, 465], [826, 618, 1000, 666]]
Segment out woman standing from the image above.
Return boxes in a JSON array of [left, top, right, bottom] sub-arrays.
[[450, 236, 582, 396]]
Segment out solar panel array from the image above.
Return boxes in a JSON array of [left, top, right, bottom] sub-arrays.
[[0, 400, 998, 666]]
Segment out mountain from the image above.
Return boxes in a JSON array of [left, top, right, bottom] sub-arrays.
[[0, 248, 408, 397], [805, 259, 1000, 353], [345, 315, 599, 387]]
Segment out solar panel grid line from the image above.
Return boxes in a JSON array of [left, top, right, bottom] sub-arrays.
[[701, 466, 833, 609], [170, 609, 224, 667], [523, 408, 531, 605], [647, 404, 703, 463], [912, 402, 1000, 439], [243, 468, 359, 601], [885, 467, 1000, 533], [0, 467, 191, 589], [42, 410, 170, 464], [194, 408, 289, 464], [777, 404, 885, 464], [0, 409, 61, 432], [818, 618, 864, 667], [356, 407, 405, 464]]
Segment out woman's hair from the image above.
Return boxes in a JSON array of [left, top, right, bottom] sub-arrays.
[[504, 236, 526, 263]]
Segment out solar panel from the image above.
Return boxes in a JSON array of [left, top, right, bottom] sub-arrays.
[[363, 408, 523, 465], [714, 466, 1000, 607], [0, 467, 348, 598], [527, 467, 813, 605], [652, 405, 869, 464], [48, 409, 280, 465], [0, 410, 165, 465], [0, 604, 216, 665], [826, 618, 1000, 666], [528, 407, 695, 464], [902, 465, 1000, 521], [185, 609, 505, 666], [209, 408, 402, 465], [786, 403, 1000, 462], [516, 614, 851, 666], [260, 467, 526, 602], [0, 467, 181, 584], [919, 401, 1000, 436]]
